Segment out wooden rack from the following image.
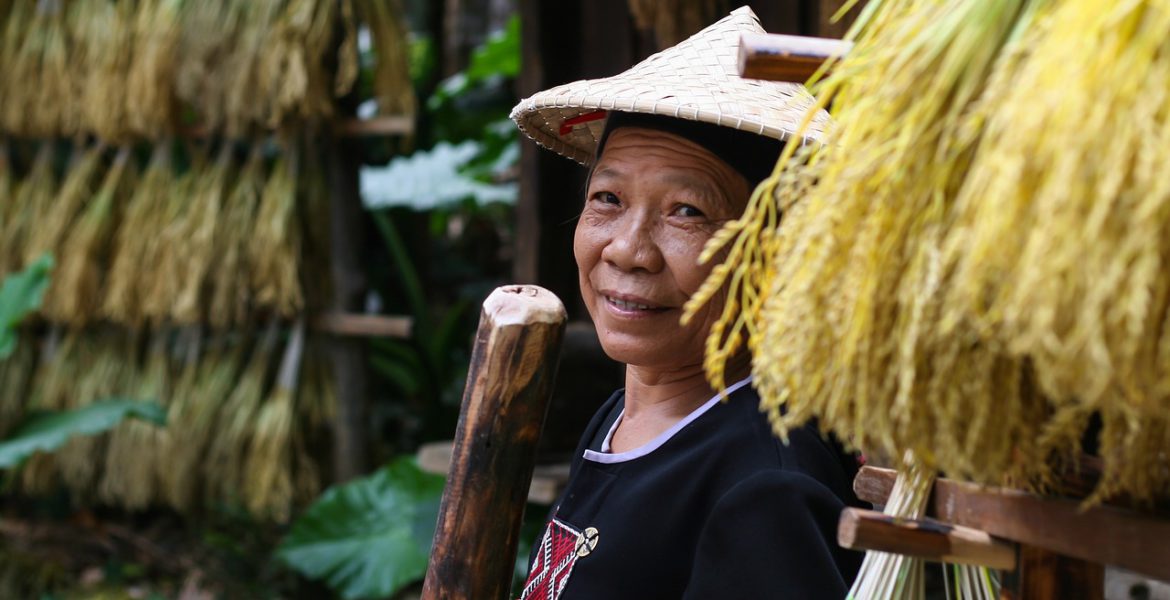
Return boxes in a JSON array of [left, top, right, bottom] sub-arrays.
[[739, 32, 1170, 598]]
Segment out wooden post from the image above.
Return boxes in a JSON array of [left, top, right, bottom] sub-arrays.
[[838, 508, 1017, 571], [421, 285, 567, 600], [1001, 546, 1104, 600]]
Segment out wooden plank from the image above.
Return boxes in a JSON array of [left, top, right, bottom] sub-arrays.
[[312, 313, 412, 338], [1000, 546, 1104, 600], [421, 285, 567, 600], [838, 508, 1017, 571], [854, 466, 1170, 582], [738, 32, 852, 82], [417, 440, 570, 505]]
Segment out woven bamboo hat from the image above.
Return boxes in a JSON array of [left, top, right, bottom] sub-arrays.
[[510, 6, 828, 165]]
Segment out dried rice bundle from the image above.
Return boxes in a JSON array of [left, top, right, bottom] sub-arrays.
[[250, 147, 303, 317], [355, 0, 416, 118], [141, 149, 203, 324], [125, 0, 182, 137], [254, 0, 326, 130], [0, 141, 11, 257], [689, 0, 1054, 488], [25, 143, 105, 268], [19, 328, 77, 494], [244, 320, 306, 521], [628, 0, 731, 47], [103, 142, 175, 325], [173, 144, 234, 324], [0, 332, 37, 438], [222, 1, 282, 137], [99, 330, 170, 510], [2, 0, 71, 137], [176, 0, 246, 135], [0, 143, 55, 276], [937, 0, 1170, 500], [46, 146, 136, 325], [75, 0, 135, 142], [209, 144, 264, 329], [0, 0, 26, 125], [204, 322, 280, 506], [293, 339, 334, 504]]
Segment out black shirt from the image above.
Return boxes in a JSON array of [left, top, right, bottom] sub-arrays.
[[520, 379, 865, 600]]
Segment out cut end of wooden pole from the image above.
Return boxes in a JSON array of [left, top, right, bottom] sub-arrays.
[[483, 285, 567, 326]]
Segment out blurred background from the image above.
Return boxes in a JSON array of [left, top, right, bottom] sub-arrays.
[[0, 1, 851, 598]]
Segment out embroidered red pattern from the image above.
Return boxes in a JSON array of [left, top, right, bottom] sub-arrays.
[[519, 519, 582, 600]]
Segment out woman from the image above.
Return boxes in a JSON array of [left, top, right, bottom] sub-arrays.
[[511, 8, 862, 599]]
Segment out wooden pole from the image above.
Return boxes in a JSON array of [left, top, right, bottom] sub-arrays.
[[838, 508, 1017, 571], [738, 33, 852, 82], [421, 285, 567, 600]]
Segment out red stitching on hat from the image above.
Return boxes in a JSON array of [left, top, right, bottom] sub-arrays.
[[559, 110, 608, 136]]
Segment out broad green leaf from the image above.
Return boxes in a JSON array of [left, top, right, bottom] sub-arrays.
[[0, 399, 166, 468], [361, 141, 517, 210], [0, 254, 53, 359], [277, 457, 445, 600]]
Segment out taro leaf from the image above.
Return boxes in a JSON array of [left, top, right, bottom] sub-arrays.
[[0, 254, 53, 360], [361, 141, 517, 209], [277, 457, 445, 600], [0, 399, 166, 468]]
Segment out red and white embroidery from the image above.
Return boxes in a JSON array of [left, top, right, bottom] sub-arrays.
[[519, 519, 584, 600]]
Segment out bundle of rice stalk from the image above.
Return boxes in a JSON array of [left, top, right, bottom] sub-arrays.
[[936, 0, 1170, 501], [203, 321, 281, 507], [103, 142, 175, 325], [0, 0, 27, 123], [3, 0, 71, 137], [0, 332, 37, 438], [175, 0, 245, 134], [99, 329, 170, 510], [172, 144, 234, 324], [18, 328, 83, 495], [354, 0, 416, 119], [243, 320, 306, 521], [0, 140, 11, 245], [156, 327, 217, 512], [24, 143, 105, 269], [332, 0, 360, 98], [250, 146, 303, 318], [222, 0, 281, 138], [293, 340, 334, 504], [628, 0, 731, 47], [0, 143, 55, 276], [209, 144, 264, 329], [125, 0, 182, 138], [689, 0, 1055, 488], [46, 146, 136, 325], [141, 148, 204, 324], [57, 331, 138, 500], [75, 0, 135, 142], [253, 0, 315, 130]]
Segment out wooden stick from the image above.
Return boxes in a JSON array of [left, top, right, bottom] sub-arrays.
[[311, 312, 412, 338], [854, 466, 1170, 582], [838, 508, 1017, 571], [738, 33, 852, 82], [421, 285, 567, 600]]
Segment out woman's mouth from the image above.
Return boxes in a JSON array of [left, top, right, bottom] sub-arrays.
[[603, 294, 669, 315]]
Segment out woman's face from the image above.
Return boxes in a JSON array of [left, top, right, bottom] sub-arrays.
[[575, 126, 750, 370]]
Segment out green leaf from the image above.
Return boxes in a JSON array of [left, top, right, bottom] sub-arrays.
[[361, 141, 517, 210], [464, 15, 520, 82], [277, 457, 445, 600], [0, 399, 166, 468], [0, 254, 53, 360]]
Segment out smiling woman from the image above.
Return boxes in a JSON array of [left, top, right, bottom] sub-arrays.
[[509, 7, 862, 600]]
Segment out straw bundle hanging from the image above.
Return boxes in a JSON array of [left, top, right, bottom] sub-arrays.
[[141, 150, 203, 324], [0, 141, 12, 254], [243, 320, 306, 521], [19, 328, 77, 494], [294, 340, 334, 504], [255, 0, 324, 129], [222, 1, 281, 138], [2, 0, 71, 137], [125, 0, 182, 137], [688, 0, 1053, 488], [0, 143, 55, 276], [46, 146, 136, 325], [176, 0, 246, 135], [76, 0, 135, 142], [250, 147, 303, 318], [25, 143, 106, 268], [355, 0, 416, 118], [103, 143, 175, 325], [172, 144, 234, 324], [209, 144, 264, 329], [0, 333, 36, 438]]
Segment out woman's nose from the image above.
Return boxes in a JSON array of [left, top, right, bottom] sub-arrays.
[[601, 211, 665, 273]]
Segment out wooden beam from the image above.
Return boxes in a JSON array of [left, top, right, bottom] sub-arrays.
[[332, 115, 415, 137], [1000, 546, 1104, 600], [738, 33, 851, 82], [854, 466, 1170, 582], [312, 313, 412, 338], [838, 508, 1017, 571]]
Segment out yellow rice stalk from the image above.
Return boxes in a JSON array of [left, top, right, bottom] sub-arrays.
[[255, 0, 317, 130], [250, 147, 303, 317], [175, 0, 245, 134], [244, 320, 306, 521], [172, 144, 233, 324], [204, 321, 280, 506], [355, 0, 417, 119], [125, 0, 182, 138], [0, 0, 28, 126], [937, 0, 1170, 501], [57, 331, 136, 500], [0, 143, 55, 276], [0, 332, 36, 438], [293, 341, 334, 504], [19, 328, 78, 494], [334, 0, 360, 97], [4, 0, 71, 137], [99, 329, 170, 510], [75, 0, 135, 142], [0, 141, 11, 260], [223, 0, 281, 137], [46, 146, 136, 325], [689, 0, 1054, 487], [209, 144, 264, 329], [141, 149, 203, 324], [103, 142, 175, 325], [25, 143, 105, 268]]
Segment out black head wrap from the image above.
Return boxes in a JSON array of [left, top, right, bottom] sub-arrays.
[[594, 111, 785, 186]]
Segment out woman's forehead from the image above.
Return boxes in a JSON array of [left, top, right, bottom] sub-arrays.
[[592, 127, 744, 189]]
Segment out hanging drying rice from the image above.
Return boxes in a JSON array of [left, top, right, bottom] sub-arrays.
[[209, 144, 264, 329], [46, 146, 136, 325], [18, 327, 76, 495], [3, 1, 71, 137], [250, 146, 303, 317], [354, 0, 417, 119], [26, 143, 106, 269], [0, 333, 36, 438], [293, 340, 334, 505], [0, 143, 55, 276], [173, 144, 233, 324], [125, 0, 182, 138], [76, 0, 135, 141], [141, 148, 204, 324], [244, 320, 306, 521]]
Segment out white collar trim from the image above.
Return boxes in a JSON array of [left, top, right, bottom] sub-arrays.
[[582, 376, 753, 465]]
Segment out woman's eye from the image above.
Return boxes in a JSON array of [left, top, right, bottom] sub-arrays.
[[592, 191, 620, 205], [673, 204, 705, 218]]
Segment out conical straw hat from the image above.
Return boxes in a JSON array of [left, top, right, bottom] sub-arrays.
[[510, 6, 829, 165]]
